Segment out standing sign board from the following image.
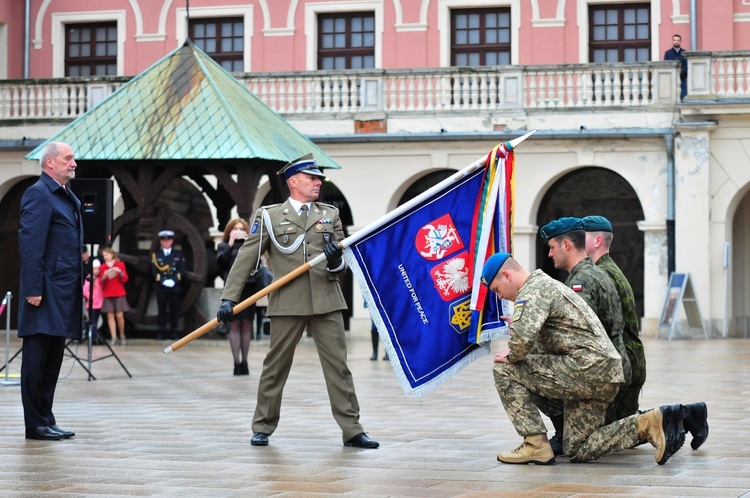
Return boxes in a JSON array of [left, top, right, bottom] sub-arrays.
[[658, 273, 708, 340]]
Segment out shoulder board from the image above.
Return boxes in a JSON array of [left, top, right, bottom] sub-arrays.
[[315, 202, 338, 210], [261, 203, 282, 210]]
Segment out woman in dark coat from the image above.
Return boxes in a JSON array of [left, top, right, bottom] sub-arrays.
[[217, 218, 256, 375]]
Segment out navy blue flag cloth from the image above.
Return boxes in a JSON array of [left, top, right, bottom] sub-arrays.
[[345, 145, 515, 397]]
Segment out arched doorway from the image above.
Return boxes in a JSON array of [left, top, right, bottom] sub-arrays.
[[397, 170, 456, 206], [732, 190, 750, 336], [536, 167, 646, 316], [0, 177, 37, 329]]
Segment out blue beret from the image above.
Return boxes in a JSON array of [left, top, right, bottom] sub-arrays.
[[539, 217, 584, 240], [481, 252, 511, 286], [582, 215, 613, 232], [277, 153, 326, 180]]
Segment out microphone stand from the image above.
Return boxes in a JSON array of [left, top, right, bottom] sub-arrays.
[[66, 243, 132, 380]]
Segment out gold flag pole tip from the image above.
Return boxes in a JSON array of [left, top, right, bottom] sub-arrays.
[[163, 346, 173, 355]]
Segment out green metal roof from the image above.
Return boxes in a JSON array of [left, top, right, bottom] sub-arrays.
[[26, 41, 341, 169]]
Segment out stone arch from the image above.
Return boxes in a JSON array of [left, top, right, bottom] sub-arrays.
[[392, 168, 458, 210], [536, 166, 646, 316], [0, 176, 42, 328], [727, 183, 750, 335]]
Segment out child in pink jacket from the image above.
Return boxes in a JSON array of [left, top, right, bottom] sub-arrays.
[[83, 259, 103, 340]]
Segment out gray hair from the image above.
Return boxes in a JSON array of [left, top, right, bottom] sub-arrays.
[[39, 142, 59, 168]]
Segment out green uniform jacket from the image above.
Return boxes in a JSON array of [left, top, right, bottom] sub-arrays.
[[221, 199, 347, 316], [508, 270, 624, 384], [565, 257, 631, 384], [596, 254, 646, 385]]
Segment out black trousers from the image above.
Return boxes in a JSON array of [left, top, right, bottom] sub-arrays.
[[20, 334, 66, 429], [156, 290, 180, 339]]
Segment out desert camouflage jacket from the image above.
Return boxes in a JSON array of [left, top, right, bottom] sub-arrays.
[[507, 270, 624, 384]]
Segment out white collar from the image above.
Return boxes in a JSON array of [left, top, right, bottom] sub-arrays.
[[288, 198, 311, 214]]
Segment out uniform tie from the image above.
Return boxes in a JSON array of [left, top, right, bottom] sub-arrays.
[[300, 204, 308, 224]]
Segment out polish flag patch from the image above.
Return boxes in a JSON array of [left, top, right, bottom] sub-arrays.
[[571, 284, 583, 292]]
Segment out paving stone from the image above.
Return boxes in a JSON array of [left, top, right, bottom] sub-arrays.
[[0, 319, 747, 496]]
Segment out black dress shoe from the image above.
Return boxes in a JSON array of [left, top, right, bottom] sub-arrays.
[[344, 433, 379, 449], [682, 402, 708, 450], [251, 433, 269, 446], [49, 425, 75, 439], [25, 426, 64, 441]]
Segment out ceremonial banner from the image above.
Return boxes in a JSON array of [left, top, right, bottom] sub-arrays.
[[345, 142, 518, 397]]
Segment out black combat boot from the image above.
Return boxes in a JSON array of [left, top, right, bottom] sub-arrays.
[[681, 402, 708, 450], [636, 404, 686, 465], [548, 415, 564, 456]]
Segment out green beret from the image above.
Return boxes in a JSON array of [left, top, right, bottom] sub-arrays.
[[582, 215, 613, 232], [539, 217, 584, 240]]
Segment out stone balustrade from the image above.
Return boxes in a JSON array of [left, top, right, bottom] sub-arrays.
[[2, 54, 748, 123]]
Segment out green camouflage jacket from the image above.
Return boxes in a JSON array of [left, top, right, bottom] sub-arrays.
[[566, 257, 631, 382]]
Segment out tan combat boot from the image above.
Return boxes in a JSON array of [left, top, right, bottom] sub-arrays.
[[497, 434, 555, 465], [636, 405, 686, 465]]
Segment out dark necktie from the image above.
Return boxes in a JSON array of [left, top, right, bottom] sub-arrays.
[[300, 205, 308, 224]]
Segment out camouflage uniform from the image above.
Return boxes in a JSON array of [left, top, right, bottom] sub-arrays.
[[493, 270, 642, 462], [566, 257, 631, 386], [596, 253, 646, 419], [534, 258, 631, 425]]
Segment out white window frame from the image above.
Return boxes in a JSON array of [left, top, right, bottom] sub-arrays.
[[51, 11, 126, 78], [577, 0, 662, 63], [175, 5, 253, 73], [304, 1, 383, 70], [438, 0, 521, 67]]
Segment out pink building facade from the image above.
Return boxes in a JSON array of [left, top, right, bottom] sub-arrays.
[[2, 0, 750, 79]]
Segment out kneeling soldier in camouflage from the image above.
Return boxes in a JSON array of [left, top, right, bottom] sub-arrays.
[[482, 252, 708, 465]]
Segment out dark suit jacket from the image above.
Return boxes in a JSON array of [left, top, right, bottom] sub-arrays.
[[664, 47, 688, 79], [18, 172, 84, 339]]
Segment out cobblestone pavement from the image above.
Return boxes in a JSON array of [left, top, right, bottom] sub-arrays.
[[0, 318, 748, 497]]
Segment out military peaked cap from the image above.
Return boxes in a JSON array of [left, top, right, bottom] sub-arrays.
[[277, 153, 326, 180]]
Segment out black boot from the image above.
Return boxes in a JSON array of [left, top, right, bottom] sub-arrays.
[[637, 405, 686, 465], [548, 415, 564, 456], [681, 402, 708, 450], [233, 363, 242, 375], [241, 361, 249, 375]]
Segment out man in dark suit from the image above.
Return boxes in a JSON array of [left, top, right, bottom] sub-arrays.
[[664, 34, 688, 101], [217, 153, 378, 449], [18, 141, 83, 441], [150, 230, 184, 340]]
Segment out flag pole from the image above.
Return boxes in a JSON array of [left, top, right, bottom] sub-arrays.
[[340, 130, 536, 250], [164, 130, 536, 355]]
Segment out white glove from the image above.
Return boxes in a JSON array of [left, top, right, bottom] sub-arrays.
[[162, 279, 175, 288]]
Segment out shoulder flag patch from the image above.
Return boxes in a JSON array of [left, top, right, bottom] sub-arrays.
[[511, 300, 526, 322], [571, 284, 583, 292]]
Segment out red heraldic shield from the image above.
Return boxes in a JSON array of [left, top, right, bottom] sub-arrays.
[[415, 214, 465, 261], [430, 251, 471, 301]]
